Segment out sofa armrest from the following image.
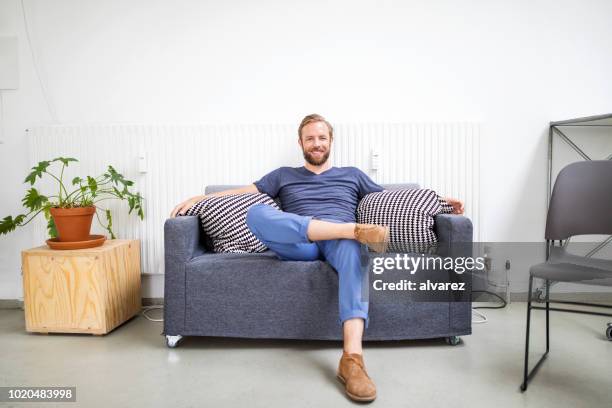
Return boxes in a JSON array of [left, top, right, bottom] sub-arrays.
[[434, 214, 473, 303], [434, 214, 473, 259], [163, 216, 206, 335], [434, 214, 473, 244], [164, 216, 206, 263]]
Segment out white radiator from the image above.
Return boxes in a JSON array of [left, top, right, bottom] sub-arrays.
[[27, 122, 481, 274]]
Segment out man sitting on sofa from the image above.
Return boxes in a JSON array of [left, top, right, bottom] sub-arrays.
[[170, 114, 464, 402]]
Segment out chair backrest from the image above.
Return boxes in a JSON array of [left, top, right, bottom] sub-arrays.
[[545, 160, 612, 240], [205, 183, 420, 194]]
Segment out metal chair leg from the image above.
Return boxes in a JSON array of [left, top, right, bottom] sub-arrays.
[[546, 279, 550, 352], [521, 275, 550, 392], [521, 275, 534, 391]]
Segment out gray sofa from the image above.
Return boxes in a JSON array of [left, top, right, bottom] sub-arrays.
[[163, 183, 473, 348]]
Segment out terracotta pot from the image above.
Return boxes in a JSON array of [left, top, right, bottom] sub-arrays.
[[49, 206, 96, 242]]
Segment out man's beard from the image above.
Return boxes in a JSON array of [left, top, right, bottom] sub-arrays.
[[303, 148, 330, 166]]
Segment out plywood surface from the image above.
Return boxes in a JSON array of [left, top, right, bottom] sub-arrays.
[[22, 239, 141, 335]]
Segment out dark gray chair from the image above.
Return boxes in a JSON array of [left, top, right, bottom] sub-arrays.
[[521, 160, 612, 391]]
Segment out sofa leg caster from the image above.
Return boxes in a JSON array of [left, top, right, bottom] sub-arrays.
[[445, 336, 461, 346], [166, 335, 183, 348]]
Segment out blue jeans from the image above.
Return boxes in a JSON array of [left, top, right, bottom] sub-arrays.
[[245, 203, 370, 328]]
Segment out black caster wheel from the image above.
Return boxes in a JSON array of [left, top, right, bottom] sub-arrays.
[[606, 324, 612, 341], [445, 336, 461, 346]]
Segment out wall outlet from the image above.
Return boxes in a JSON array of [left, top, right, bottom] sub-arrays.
[[370, 148, 379, 171]]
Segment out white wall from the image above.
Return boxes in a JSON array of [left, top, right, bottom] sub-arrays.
[[1, 0, 611, 299]]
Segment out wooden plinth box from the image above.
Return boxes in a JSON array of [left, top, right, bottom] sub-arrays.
[[21, 239, 141, 335]]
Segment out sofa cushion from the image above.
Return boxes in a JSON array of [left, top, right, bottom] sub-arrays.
[[357, 189, 454, 252], [184, 193, 280, 253]]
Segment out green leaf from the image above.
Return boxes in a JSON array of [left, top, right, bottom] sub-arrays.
[[46, 217, 57, 238], [87, 176, 97, 196], [127, 192, 145, 219], [43, 206, 57, 237], [136, 197, 144, 219], [21, 188, 48, 211], [24, 160, 50, 185], [107, 165, 122, 185], [0, 215, 26, 235], [112, 186, 124, 198], [72, 176, 83, 185], [106, 165, 133, 188], [52, 157, 78, 166]]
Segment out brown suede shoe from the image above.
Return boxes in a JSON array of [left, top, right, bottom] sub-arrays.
[[337, 352, 377, 402], [354, 224, 389, 253]]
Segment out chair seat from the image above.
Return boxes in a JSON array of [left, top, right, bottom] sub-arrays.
[[530, 261, 612, 285]]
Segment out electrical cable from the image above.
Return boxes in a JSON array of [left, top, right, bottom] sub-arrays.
[[142, 305, 164, 322], [472, 309, 488, 324], [472, 290, 507, 309], [471, 290, 508, 324], [20, 0, 59, 123]]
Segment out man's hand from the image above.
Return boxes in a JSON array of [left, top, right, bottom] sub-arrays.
[[170, 195, 206, 218], [444, 197, 464, 215], [169, 185, 259, 218]]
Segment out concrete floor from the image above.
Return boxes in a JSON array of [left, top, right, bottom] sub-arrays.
[[0, 304, 611, 408]]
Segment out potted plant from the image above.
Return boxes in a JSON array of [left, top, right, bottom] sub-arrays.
[[0, 157, 144, 247]]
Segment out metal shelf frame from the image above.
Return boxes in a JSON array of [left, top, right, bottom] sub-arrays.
[[547, 113, 612, 206]]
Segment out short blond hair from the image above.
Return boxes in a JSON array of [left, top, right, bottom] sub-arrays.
[[298, 114, 334, 140]]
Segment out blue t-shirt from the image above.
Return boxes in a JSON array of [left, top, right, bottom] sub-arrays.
[[254, 166, 383, 223]]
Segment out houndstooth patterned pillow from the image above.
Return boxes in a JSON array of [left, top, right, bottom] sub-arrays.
[[182, 193, 280, 253], [357, 189, 454, 253]]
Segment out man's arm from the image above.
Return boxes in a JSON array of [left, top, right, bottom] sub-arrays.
[[170, 184, 258, 217]]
